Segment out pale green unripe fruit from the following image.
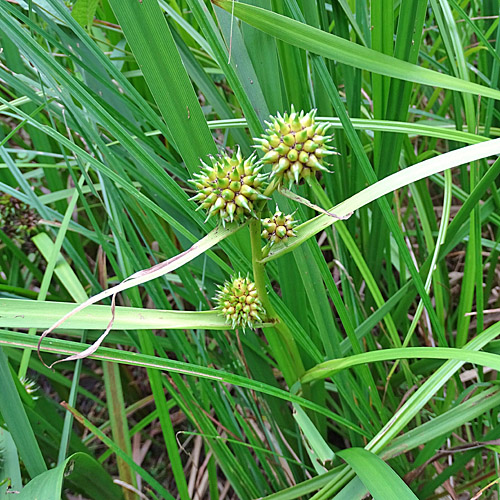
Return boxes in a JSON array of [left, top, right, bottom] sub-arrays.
[[189, 148, 269, 225], [255, 106, 336, 187], [275, 226, 287, 239], [261, 209, 298, 247], [215, 275, 266, 329], [274, 213, 287, 226]]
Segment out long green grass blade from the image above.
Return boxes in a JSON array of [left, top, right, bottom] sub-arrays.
[[0, 298, 269, 330], [0, 428, 22, 495], [263, 138, 500, 262], [0, 349, 46, 479], [337, 448, 418, 500], [108, 0, 217, 170], [213, 0, 500, 100], [17, 452, 124, 500], [302, 345, 500, 384], [0, 330, 369, 437]]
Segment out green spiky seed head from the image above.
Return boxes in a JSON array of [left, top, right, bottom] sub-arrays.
[[215, 275, 265, 329], [261, 209, 298, 246], [189, 148, 268, 225], [255, 106, 336, 186]]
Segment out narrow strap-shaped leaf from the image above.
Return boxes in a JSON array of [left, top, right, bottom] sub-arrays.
[[109, 0, 217, 172], [383, 387, 500, 459], [0, 298, 270, 330], [34, 222, 245, 366], [301, 344, 500, 384], [261, 138, 500, 263], [337, 448, 418, 500], [213, 0, 500, 100], [0, 428, 22, 494], [17, 452, 125, 500], [0, 348, 46, 479], [186, 0, 266, 136], [0, 330, 369, 437]]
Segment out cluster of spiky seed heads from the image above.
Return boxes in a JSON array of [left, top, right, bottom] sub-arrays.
[[254, 106, 335, 186], [261, 209, 298, 246], [189, 108, 335, 328], [215, 275, 265, 329], [189, 148, 268, 225], [189, 108, 335, 225]]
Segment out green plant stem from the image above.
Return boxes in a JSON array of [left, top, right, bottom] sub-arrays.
[[249, 219, 305, 384], [249, 219, 274, 315]]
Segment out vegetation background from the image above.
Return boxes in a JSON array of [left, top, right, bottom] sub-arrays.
[[1, 0, 500, 499]]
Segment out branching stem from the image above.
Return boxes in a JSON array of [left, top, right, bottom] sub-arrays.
[[249, 219, 305, 383]]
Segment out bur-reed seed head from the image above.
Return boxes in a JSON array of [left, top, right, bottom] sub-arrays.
[[215, 275, 265, 329], [189, 148, 268, 225], [261, 209, 297, 246], [255, 106, 336, 187]]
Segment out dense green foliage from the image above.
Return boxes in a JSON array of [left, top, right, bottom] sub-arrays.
[[1, 1, 500, 499]]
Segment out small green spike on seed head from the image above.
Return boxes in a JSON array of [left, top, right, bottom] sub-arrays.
[[255, 108, 335, 185], [261, 209, 298, 246], [215, 275, 266, 329], [189, 149, 268, 225]]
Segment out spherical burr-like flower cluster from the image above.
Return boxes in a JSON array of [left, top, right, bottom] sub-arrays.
[[189, 149, 268, 225], [215, 275, 265, 329], [261, 209, 297, 246], [254, 107, 335, 186]]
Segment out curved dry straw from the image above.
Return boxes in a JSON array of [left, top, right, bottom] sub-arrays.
[[36, 222, 245, 368]]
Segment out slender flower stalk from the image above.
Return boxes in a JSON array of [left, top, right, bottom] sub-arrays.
[[249, 219, 305, 384]]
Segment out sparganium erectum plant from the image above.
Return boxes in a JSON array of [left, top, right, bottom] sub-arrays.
[[254, 106, 336, 187], [10, 2, 498, 496], [195, 110, 333, 328]]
